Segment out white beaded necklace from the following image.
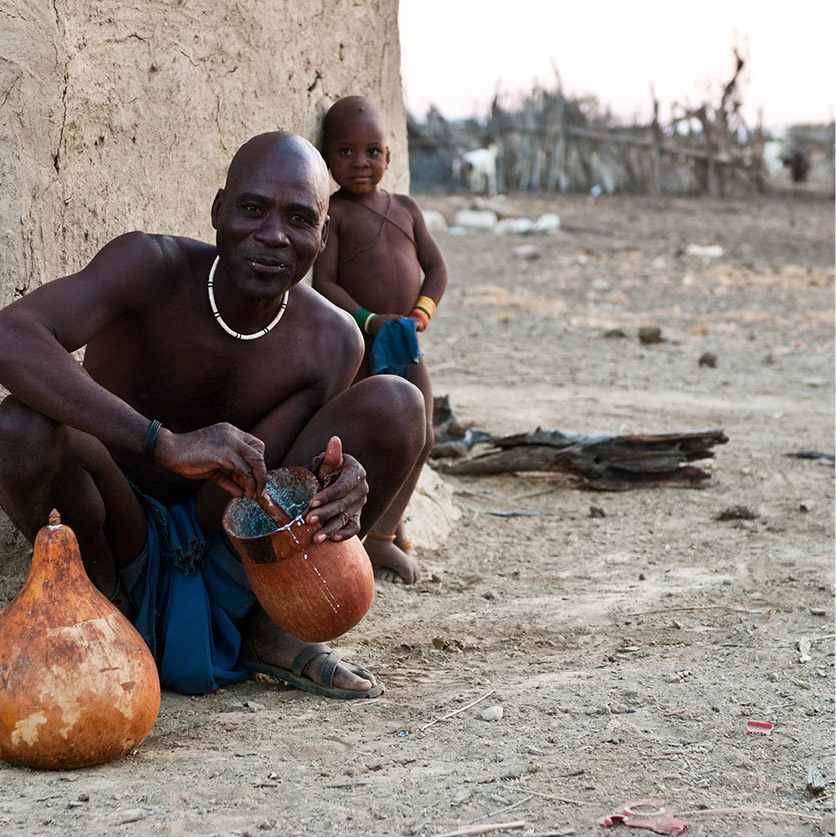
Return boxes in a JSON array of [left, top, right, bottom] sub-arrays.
[[207, 255, 289, 340]]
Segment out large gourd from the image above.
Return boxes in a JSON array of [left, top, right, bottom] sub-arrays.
[[0, 510, 160, 769]]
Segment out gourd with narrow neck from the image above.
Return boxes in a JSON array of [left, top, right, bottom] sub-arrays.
[[0, 510, 160, 769]]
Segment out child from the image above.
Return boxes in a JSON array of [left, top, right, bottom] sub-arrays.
[[313, 95, 448, 585]]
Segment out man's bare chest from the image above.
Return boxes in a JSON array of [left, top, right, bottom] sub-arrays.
[[88, 315, 316, 433], [151, 337, 316, 430]]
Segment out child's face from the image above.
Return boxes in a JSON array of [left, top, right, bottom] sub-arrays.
[[324, 111, 390, 196]]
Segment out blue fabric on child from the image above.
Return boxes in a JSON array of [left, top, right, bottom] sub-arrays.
[[119, 491, 257, 695], [371, 317, 421, 377]]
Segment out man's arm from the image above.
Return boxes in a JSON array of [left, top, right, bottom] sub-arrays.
[[0, 232, 173, 454], [0, 232, 267, 498]]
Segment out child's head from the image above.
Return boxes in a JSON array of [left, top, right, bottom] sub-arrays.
[[321, 96, 390, 196]]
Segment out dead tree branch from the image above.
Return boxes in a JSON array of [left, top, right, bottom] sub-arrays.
[[440, 429, 729, 490]]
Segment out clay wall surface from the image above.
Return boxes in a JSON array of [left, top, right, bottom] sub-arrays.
[[0, 0, 407, 304]]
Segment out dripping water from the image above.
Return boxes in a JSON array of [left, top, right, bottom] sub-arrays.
[[287, 519, 341, 615], [229, 475, 342, 614]]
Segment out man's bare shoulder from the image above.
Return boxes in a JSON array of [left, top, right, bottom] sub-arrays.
[[296, 282, 357, 328], [98, 232, 210, 285], [294, 283, 363, 349]]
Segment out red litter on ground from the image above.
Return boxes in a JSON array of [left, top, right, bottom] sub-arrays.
[[745, 720, 774, 735], [598, 799, 688, 835]]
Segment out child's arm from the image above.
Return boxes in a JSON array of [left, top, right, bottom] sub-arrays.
[[311, 215, 362, 314], [406, 198, 449, 332]]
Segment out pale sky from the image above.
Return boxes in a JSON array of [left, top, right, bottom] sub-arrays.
[[399, 0, 835, 132]]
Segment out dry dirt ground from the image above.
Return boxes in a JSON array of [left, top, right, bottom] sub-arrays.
[[0, 190, 834, 838]]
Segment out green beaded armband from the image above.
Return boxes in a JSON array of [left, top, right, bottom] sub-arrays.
[[353, 308, 372, 330]]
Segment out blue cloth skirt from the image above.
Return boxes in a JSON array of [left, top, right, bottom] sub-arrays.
[[119, 492, 257, 695]]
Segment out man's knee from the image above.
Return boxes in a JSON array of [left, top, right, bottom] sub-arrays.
[[0, 396, 118, 538], [355, 376, 426, 451], [0, 397, 61, 476]]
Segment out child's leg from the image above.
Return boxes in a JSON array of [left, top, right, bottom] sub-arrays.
[[353, 341, 373, 384], [364, 358, 434, 584], [395, 357, 435, 551]]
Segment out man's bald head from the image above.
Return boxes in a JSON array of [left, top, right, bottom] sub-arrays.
[[225, 131, 330, 207], [211, 131, 333, 288]]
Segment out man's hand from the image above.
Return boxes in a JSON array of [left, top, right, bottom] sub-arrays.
[[306, 436, 368, 542], [154, 423, 268, 499]]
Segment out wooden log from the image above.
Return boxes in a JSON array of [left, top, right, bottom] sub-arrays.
[[440, 429, 729, 490]]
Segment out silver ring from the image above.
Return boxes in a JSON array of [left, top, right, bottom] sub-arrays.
[[340, 513, 348, 528]]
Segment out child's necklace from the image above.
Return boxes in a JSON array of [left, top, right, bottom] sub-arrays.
[[207, 256, 288, 340]]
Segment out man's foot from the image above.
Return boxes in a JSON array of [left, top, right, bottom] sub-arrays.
[[243, 610, 380, 697], [365, 531, 420, 584]]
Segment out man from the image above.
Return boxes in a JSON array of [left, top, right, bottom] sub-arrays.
[[0, 131, 426, 698]]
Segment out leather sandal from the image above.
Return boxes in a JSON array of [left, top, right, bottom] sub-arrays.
[[238, 638, 383, 700]]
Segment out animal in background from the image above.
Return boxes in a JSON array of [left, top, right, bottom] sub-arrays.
[[453, 144, 498, 195]]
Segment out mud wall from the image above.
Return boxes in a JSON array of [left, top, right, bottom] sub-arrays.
[[0, 0, 407, 304]]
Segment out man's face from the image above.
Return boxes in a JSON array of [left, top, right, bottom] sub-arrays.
[[324, 111, 390, 196], [212, 138, 330, 299]]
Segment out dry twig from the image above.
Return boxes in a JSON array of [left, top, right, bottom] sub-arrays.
[[420, 690, 496, 732], [468, 796, 533, 824], [436, 821, 526, 837], [501, 785, 588, 806], [676, 806, 822, 822], [629, 604, 764, 616]]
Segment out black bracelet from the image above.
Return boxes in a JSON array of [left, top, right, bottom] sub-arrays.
[[143, 419, 163, 463]]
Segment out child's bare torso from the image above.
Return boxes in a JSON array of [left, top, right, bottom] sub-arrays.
[[329, 190, 423, 315]]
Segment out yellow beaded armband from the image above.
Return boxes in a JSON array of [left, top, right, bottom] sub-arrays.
[[413, 295, 437, 320]]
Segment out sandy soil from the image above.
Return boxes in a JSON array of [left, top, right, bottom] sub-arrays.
[[0, 189, 834, 837]]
